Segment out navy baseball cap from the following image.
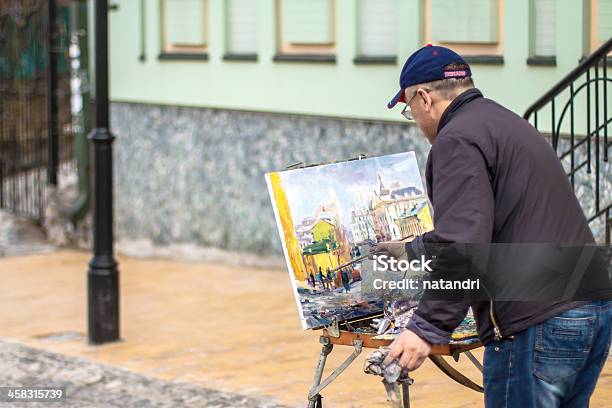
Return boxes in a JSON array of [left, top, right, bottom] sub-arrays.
[[387, 44, 471, 109]]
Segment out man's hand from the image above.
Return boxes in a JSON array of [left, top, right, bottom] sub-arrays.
[[372, 241, 409, 261], [383, 330, 432, 371]]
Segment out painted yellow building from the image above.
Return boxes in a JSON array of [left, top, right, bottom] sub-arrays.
[[311, 219, 336, 242], [302, 239, 341, 279], [302, 219, 341, 279]]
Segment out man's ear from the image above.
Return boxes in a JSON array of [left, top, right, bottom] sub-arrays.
[[419, 89, 433, 112]]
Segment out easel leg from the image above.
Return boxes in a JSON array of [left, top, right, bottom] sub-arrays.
[[401, 381, 410, 408], [401, 377, 412, 408], [308, 337, 333, 408]]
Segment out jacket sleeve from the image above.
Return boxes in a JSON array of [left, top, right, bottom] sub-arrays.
[[406, 131, 494, 344]]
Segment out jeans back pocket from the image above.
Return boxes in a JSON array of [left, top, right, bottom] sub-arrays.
[[533, 315, 594, 383]]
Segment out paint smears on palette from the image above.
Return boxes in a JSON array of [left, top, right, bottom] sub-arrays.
[[265, 152, 433, 330]]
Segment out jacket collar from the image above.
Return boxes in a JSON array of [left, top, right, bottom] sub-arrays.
[[437, 88, 483, 133]]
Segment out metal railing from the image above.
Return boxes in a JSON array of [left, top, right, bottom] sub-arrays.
[[524, 38, 612, 244], [0, 0, 74, 221]]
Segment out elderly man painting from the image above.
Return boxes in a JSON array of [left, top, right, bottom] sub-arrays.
[[376, 45, 611, 407]]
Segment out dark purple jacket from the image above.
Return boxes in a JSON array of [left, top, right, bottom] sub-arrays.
[[405, 88, 610, 345]]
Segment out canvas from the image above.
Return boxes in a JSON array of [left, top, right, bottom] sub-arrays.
[[266, 151, 434, 330]]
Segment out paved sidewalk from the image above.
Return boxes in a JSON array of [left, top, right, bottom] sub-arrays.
[[0, 250, 609, 407]]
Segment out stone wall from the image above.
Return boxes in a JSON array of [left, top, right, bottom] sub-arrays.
[[110, 103, 428, 255]]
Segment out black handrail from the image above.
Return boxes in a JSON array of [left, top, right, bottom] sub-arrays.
[[523, 37, 611, 243], [524, 37, 612, 120]]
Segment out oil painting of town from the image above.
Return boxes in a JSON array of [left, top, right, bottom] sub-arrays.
[[266, 152, 433, 330]]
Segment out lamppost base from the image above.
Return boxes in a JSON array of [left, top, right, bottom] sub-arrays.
[[87, 255, 119, 344]]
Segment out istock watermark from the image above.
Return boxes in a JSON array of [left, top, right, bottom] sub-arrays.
[[370, 253, 481, 292], [372, 277, 480, 290], [372, 254, 433, 272]]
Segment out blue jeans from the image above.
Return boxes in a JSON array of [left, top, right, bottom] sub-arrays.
[[483, 301, 611, 407]]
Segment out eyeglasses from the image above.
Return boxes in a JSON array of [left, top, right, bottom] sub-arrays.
[[400, 88, 431, 121]]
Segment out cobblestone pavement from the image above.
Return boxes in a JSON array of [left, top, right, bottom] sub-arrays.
[[0, 338, 286, 408]]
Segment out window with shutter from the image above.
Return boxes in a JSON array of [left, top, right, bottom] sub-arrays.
[[357, 0, 397, 58], [226, 0, 258, 56], [431, 0, 498, 43], [423, 0, 504, 62], [161, 0, 207, 53], [283, 0, 333, 44], [532, 0, 556, 57], [276, 0, 336, 57]]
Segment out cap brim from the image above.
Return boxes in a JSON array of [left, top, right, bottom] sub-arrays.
[[387, 89, 405, 109]]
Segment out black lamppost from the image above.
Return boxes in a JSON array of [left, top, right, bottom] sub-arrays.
[[47, 0, 58, 185], [88, 0, 119, 344]]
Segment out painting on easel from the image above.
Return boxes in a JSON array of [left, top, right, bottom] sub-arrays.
[[266, 151, 433, 330]]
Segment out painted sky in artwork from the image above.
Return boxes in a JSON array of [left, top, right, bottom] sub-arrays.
[[280, 152, 426, 227]]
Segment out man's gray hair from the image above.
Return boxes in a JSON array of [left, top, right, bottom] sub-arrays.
[[408, 63, 475, 101]]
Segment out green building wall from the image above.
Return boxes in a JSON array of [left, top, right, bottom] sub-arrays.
[[107, 0, 595, 123]]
